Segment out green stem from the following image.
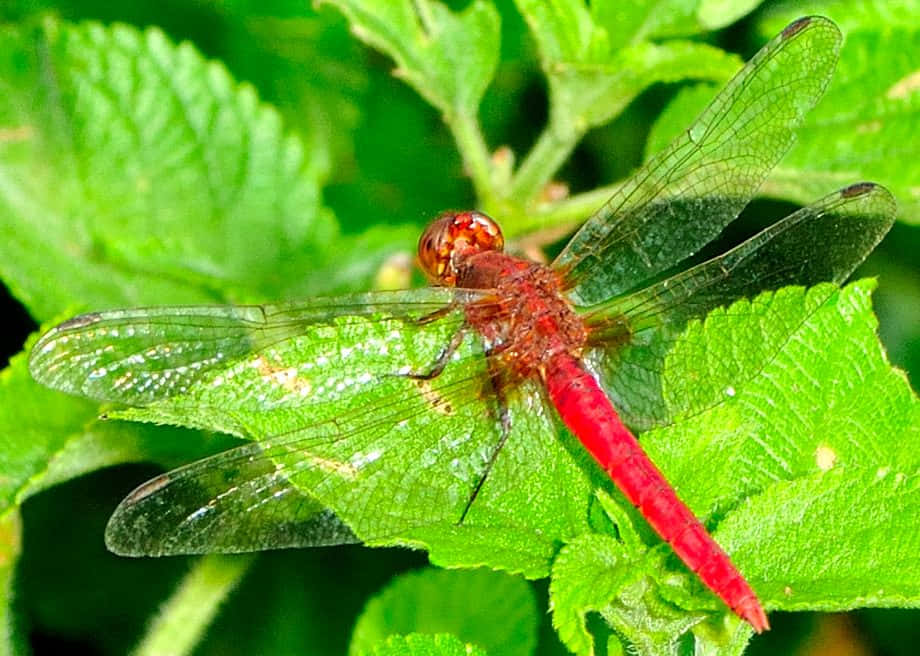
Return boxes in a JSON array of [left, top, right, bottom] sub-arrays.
[[131, 554, 255, 656], [0, 511, 22, 656], [509, 113, 582, 206], [513, 180, 625, 235], [447, 110, 495, 206]]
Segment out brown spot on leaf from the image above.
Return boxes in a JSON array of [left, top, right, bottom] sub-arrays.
[[0, 126, 34, 142], [856, 120, 881, 133], [415, 378, 455, 416], [887, 70, 920, 99], [252, 355, 312, 394]]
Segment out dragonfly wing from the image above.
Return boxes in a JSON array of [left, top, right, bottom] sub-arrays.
[[35, 289, 593, 558], [107, 442, 361, 554], [103, 349, 488, 555], [30, 288, 462, 411], [554, 16, 842, 306], [105, 369, 594, 559], [30, 288, 470, 553], [583, 182, 896, 429]]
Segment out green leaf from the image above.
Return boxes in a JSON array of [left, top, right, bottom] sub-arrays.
[[719, 466, 920, 610], [319, 0, 499, 121], [591, 0, 690, 45], [549, 531, 752, 656], [365, 633, 489, 656], [758, 0, 920, 36], [661, 284, 862, 423], [651, 281, 919, 513], [696, 0, 766, 30], [509, 0, 741, 206], [349, 567, 536, 656], [319, 0, 500, 201], [549, 534, 638, 655], [592, 0, 767, 42], [0, 17, 354, 320], [650, 281, 920, 604], [563, 40, 742, 133]]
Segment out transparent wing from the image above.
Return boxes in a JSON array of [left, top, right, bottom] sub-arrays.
[[32, 288, 592, 556], [106, 457, 363, 553], [554, 16, 842, 306], [102, 356, 486, 555], [581, 182, 896, 430], [30, 289, 463, 408], [103, 369, 591, 557], [30, 288, 471, 552]]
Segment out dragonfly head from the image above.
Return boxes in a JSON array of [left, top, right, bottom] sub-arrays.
[[418, 211, 504, 286]]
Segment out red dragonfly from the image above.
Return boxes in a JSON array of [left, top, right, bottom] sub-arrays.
[[30, 16, 895, 633]]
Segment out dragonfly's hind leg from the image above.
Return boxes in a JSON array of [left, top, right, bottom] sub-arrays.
[[458, 361, 513, 523], [398, 305, 516, 524]]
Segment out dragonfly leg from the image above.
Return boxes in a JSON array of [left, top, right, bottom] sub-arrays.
[[414, 303, 459, 325], [458, 362, 513, 523], [403, 325, 468, 380]]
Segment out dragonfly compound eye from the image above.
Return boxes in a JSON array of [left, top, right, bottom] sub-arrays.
[[418, 211, 504, 286]]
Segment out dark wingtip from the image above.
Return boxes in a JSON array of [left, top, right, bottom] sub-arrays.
[[840, 181, 878, 198], [31, 312, 101, 366], [782, 16, 812, 39], [29, 313, 102, 383], [55, 312, 103, 331], [121, 473, 172, 505]]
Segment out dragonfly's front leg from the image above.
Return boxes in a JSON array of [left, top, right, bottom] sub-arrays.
[[402, 323, 469, 381]]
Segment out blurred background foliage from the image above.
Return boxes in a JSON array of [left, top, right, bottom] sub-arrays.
[[0, 0, 918, 654]]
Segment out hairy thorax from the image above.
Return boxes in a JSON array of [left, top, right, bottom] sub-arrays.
[[455, 251, 587, 380]]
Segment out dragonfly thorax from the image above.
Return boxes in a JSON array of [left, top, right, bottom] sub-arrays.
[[463, 256, 588, 380]]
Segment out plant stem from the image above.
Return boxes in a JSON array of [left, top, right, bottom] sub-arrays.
[[509, 113, 582, 206], [132, 554, 255, 656], [0, 511, 22, 656], [448, 110, 495, 206], [513, 180, 625, 236]]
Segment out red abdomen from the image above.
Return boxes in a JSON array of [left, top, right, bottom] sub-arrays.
[[542, 352, 769, 632]]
